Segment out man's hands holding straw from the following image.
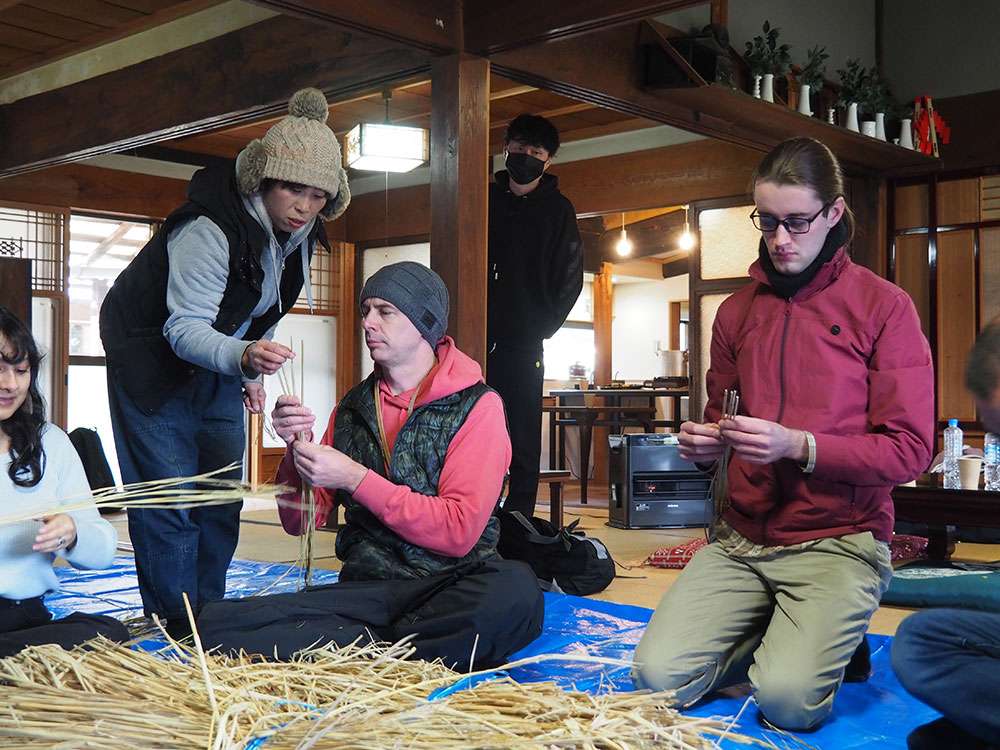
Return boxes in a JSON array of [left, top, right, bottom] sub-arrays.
[[678, 417, 809, 465], [271, 395, 368, 493], [33, 514, 77, 554], [272, 395, 315, 444], [290, 442, 367, 494]]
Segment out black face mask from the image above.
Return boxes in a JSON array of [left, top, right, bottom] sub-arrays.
[[505, 152, 546, 185]]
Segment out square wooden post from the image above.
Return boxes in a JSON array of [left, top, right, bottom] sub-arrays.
[[430, 53, 490, 368]]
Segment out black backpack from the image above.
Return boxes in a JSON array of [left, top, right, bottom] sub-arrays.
[[496, 511, 615, 596], [67, 427, 116, 512]]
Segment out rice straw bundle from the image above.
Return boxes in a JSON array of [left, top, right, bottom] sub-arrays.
[[0, 637, 773, 750], [0, 464, 287, 527]]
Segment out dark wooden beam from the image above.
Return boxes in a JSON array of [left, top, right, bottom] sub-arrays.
[[0, 163, 188, 219], [463, 0, 705, 55], [709, 0, 727, 27], [0, 16, 430, 177], [250, 0, 458, 52], [430, 54, 490, 368], [129, 145, 231, 171]]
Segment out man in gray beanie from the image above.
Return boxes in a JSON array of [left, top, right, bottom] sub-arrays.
[[243, 261, 543, 669], [100, 87, 349, 637]]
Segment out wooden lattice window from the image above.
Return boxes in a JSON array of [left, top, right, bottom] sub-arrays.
[[293, 243, 340, 315], [0, 203, 68, 293]]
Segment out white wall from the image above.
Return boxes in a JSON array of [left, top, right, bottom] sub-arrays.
[[657, 0, 877, 81], [262, 313, 337, 448], [611, 275, 688, 381]]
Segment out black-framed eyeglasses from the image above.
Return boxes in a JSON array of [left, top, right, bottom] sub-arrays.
[[749, 203, 831, 234]]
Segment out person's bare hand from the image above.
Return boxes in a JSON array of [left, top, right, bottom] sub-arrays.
[[271, 395, 315, 445], [243, 381, 266, 413], [719, 415, 808, 465], [291, 441, 367, 492], [677, 420, 725, 463], [34, 514, 77, 554], [242, 340, 295, 376]]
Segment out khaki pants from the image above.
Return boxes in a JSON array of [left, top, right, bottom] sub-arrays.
[[632, 532, 892, 730]]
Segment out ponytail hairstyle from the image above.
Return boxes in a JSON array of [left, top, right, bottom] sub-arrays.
[[0, 305, 46, 487], [751, 137, 855, 245]]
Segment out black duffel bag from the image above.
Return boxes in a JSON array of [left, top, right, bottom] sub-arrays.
[[496, 511, 615, 595]]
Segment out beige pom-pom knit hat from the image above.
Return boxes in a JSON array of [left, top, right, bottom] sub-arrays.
[[235, 88, 350, 221]]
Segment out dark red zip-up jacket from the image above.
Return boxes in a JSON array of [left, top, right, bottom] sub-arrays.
[[707, 248, 934, 545]]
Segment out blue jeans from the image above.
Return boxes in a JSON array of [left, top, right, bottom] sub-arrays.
[[107, 369, 244, 620], [892, 608, 1000, 744]]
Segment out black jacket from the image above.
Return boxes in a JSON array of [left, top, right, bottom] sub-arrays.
[[487, 171, 583, 347], [99, 162, 327, 415]]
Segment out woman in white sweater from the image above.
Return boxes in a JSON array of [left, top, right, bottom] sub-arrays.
[[0, 305, 127, 655]]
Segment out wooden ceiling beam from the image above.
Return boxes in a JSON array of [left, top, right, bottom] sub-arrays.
[[488, 102, 597, 130], [249, 0, 459, 53], [0, 0, 227, 80], [0, 16, 430, 177], [463, 0, 705, 55]]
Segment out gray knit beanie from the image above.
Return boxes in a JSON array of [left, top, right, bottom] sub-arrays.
[[360, 262, 449, 347], [234, 88, 351, 221]]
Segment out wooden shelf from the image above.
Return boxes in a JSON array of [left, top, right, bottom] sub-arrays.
[[665, 84, 939, 177], [641, 23, 940, 178]]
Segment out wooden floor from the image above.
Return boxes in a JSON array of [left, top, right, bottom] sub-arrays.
[[108, 481, 1000, 637]]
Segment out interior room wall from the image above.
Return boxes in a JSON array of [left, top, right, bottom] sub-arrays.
[[656, 0, 876, 77], [882, 0, 1000, 100], [611, 275, 688, 381]]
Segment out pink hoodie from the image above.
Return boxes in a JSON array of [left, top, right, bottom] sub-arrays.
[[277, 337, 511, 557]]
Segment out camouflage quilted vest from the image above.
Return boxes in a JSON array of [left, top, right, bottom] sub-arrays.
[[333, 373, 501, 581]]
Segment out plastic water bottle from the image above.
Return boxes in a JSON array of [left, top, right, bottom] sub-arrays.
[[943, 419, 963, 490], [985, 433, 1000, 492]]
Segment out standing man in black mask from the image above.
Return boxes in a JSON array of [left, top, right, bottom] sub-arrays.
[[487, 114, 583, 521]]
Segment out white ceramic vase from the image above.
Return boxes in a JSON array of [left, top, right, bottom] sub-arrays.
[[899, 118, 915, 149], [762, 73, 774, 103], [798, 84, 813, 116], [753, 75, 762, 98], [846, 102, 860, 132], [861, 120, 877, 137], [827, 107, 836, 124], [875, 112, 886, 141]]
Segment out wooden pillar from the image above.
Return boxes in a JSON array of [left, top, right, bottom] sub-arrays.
[[592, 262, 614, 484], [334, 240, 358, 400], [430, 53, 490, 368], [0, 258, 31, 326]]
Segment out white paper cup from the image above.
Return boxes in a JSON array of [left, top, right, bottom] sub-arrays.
[[959, 456, 983, 490]]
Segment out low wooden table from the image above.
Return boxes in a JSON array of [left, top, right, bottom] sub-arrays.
[[545, 387, 687, 505], [892, 479, 1000, 559], [542, 405, 655, 504]]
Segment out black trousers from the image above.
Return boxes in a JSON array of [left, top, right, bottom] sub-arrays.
[[196, 559, 544, 671], [0, 596, 130, 658], [487, 343, 545, 517]]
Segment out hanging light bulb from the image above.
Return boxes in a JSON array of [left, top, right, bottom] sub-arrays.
[[677, 204, 696, 251], [615, 212, 632, 257]]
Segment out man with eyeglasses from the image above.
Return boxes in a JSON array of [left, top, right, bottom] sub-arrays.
[[634, 138, 933, 732], [486, 114, 582, 524]]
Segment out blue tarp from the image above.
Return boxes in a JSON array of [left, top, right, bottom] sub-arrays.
[[47, 556, 935, 749]]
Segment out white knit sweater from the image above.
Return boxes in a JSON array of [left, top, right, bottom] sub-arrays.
[[0, 424, 116, 600]]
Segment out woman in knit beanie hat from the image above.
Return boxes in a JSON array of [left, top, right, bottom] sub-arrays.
[[99, 88, 350, 636]]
